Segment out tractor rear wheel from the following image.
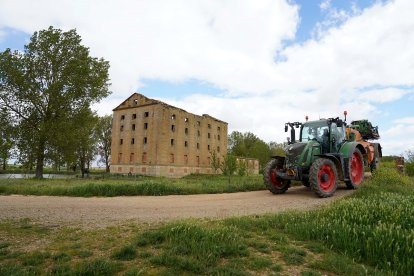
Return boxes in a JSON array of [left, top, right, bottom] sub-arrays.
[[309, 158, 338, 198], [345, 149, 364, 189], [263, 159, 290, 194]]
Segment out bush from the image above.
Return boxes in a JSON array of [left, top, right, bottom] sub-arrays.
[[405, 162, 414, 176]]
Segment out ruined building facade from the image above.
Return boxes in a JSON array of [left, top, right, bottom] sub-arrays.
[[110, 93, 228, 177]]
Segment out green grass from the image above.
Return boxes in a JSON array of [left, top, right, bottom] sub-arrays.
[[0, 162, 411, 275], [0, 174, 264, 196]]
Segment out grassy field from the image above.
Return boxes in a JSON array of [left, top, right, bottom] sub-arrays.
[[0, 174, 264, 196], [0, 163, 413, 275]]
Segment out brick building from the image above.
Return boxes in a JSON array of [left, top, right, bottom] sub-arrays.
[[110, 93, 228, 177]]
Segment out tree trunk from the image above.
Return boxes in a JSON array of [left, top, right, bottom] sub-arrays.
[[35, 155, 44, 178], [105, 154, 110, 172], [2, 159, 6, 171]]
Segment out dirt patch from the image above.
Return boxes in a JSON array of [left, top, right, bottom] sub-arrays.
[[0, 186, 354, 228]]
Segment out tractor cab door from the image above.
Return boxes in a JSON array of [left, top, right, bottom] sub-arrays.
[[330, 123, 345, 152]]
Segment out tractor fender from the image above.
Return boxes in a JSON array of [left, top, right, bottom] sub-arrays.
[[314, 154, 345, 180], [339, 142, 366, 158]]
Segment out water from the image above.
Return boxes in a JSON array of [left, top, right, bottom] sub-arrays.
[[0, 174, 75, 179]]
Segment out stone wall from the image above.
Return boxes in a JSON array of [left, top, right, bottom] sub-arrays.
[[110, 93, 228, 177]]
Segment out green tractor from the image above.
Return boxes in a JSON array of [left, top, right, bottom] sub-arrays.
[[263, 113, 381, 197]]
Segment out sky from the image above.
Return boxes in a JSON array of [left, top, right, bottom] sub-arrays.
[[0, 0, 413, 156]]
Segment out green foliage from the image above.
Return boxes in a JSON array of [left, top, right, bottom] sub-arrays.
[[138, 222, 248, 273], [209, 150, 221, 174], [221, 154, 238, 176], [0, 108, 15, 171], [95, 115, 112, 173], [74, 258, 120, 275], [111, 244, 136, 260], [280, 246, 306, 265], [273, 167, 414, 274], [228, 131, 271, 169], [0, 26, 110, 178], [237, 159, 247, 176], [405, 150, 414, 176]]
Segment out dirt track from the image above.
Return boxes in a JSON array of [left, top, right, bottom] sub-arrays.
[[0, 186, 354, 227]]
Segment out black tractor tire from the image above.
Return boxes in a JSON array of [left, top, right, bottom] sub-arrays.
[[345, 149, 365, 189], [302, 178, 310, 187], [309, 158, 338, 198], [263, 159, 290, 194]]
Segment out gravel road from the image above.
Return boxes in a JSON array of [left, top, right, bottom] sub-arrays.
[[0, 186, 354, 227]]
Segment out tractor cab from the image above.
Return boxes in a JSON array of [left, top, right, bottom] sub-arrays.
[[299, 118, 346, 153]]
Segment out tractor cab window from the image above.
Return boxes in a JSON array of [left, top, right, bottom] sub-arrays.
[[301, 122, 329, 143], [331, 123, 345, 145]]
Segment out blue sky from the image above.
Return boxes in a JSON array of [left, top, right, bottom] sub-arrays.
[[1, 0, 413, 156]]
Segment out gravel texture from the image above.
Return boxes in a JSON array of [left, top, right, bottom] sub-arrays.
[[0, 186, 354, 228]]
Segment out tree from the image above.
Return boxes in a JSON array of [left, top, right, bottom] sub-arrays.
[[0, 108, 15, 170], [210, 150, 221, 174], [269, 141, 287, 157], [221, 154, 237, 183], [405, 150, 414, 176], [95, 115, 112, 172], [0, 26, 110, 178], [228, 131, 271, 169]]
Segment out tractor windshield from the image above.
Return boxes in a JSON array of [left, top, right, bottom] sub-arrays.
[[300, 121, 329, 142]]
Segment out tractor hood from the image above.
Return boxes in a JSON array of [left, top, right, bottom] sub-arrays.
[[285, 142, 307, 165]]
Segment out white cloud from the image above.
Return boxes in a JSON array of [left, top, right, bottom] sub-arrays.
[[1, 0, 414, 155]]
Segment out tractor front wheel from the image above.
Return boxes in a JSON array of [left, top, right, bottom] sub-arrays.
[[263, 159, 290, 194], [345, 149, 364, 189], [309, 158, 338, 198]]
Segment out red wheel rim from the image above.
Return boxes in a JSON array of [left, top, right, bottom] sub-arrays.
[[350, 152, 363, 185], [270, 168, 284, 189], [317, 164, 335, 192]]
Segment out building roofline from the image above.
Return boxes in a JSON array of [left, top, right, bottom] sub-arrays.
[[113, 92, 228, 125]]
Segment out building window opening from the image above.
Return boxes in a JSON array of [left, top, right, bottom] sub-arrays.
[[132, 124, 135, 130], [171, 125, 175, 132], [133, 99, 138, 105], [208, 145, 210, 150], [120, 139, 123, 145], [142, 152, 147, 163], [120, 125, 124, 131], [131, 138, 135, 144], [197, 143, 199, 149], [118, 153, 122, 163], [208, 124, 211, 129], [144, 111, 149, 117], [171, 139, 174, 146], [170, 154, 174, 163], [184, 117, 189, 122], [185, 128, 188, 135], [132, 114, 137, 119], [197, 130, 200, 137], [130, 153, 134, 163], [184, 154, 188, 164], [171, 114, 176, 120], [218, 134, 220, 140], [143, 137, 147, 144], [217, 126, 221, 131], [217, 146, 220, 152], [208, 133, 211, 139], [197, 121, 201, 126], [121, 115, 125, 120], [144, 123, 148, 129], [184, 141, 188, 147]]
